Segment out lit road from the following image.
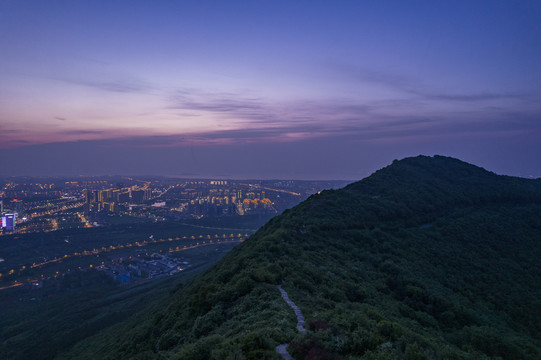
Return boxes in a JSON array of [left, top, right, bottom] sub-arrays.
[[28, 233, 248, 269], [0, 238, 244, 291], [0, 233, 248, 291], [17, 201, 85, 223], [76, 212, 93, 228], [155, 185, 175, 198], [239, 183, 301, 196]]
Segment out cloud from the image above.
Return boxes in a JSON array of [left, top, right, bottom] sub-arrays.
[[407, 90, 525, 102], [0, 138, 33, 149], [88, 81, 151, 93], [0, 128, 20, 133], [325, 60, 530, 104], [61, 130, 105, 135], [325, 61, 415, 90], [171, 93, 263, 113], [162, 85, 541, 149], [105, 126, 320, 148], [167, 87, 386, 131], [55, 75, 155, 94], [168, 89, 272, 123], [2, 76, 540, 153], [83, 116, 455, 149]]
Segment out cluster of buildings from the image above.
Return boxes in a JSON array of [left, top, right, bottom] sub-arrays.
[[0, 177, 332, 233], [0, 181, 60, 199], [183, 188, 275, 217], [84, 186, 152, 213], [98, 253, 187, 283]]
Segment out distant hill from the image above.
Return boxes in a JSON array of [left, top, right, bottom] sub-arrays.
[[59, 155, 541, 360]]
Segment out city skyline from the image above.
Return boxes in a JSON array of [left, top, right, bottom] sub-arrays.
[[1, 1, 540, 179]]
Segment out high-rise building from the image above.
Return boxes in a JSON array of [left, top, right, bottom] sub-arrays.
[[102, 202, 115, 212], [210, 180, 228, 186], [144, 189, 152, 200], [118, 192, 130, 203], [131, 189, 145, 203], [98, 190, 105, 202], [85, 190, 92, 204], [112, 189, 121, 202], [98, 189, 113, 202], [2, 213, 16, 232]]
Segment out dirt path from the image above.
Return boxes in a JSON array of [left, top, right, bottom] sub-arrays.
[[275, 285, 306, 359], [275, 344, 295, 360], [277, 285, 306, 333]]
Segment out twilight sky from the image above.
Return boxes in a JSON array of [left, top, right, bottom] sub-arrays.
[[1, 0, 540, 179]]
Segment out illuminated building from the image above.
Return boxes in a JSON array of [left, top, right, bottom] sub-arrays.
[[2, 213, 16, 232], [117, 192, 130, 203], [85, 190, 92, 204], [210, 180, 228, 185], [98, 189, 113, 202]]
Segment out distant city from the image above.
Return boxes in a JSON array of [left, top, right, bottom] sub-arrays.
[[0, 176, 347, 293], [0, 177, 348, 235]]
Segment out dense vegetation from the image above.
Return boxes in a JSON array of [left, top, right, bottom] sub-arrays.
[[0, 243, 238, 360], [53, 156, 541, 359]]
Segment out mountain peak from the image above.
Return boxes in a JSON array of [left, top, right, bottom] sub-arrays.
[[354, 155, 495, 189], [337, 155, 540, 216]]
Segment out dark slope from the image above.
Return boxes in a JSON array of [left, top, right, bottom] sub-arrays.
[[60, 156, 541, 360]]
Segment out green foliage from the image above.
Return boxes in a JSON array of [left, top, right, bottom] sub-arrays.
[[56, 156, 541, 359], [172, 334, 225, 360]]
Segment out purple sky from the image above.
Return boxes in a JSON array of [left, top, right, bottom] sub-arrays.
[[1, 1, 540, 179]]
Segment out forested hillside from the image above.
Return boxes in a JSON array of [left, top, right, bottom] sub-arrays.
[[60, 155, 541, 360]]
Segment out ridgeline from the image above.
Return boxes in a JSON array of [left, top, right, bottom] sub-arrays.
[[59, 155, 541, 359]]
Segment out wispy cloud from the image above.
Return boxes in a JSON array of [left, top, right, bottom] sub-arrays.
[[168, 89, 279, 126], [54, 75, 155, 94], [170, 91, 264, 113], [159, 83, 541, 148], [61, 129, 106, 135], [407, 90, 525, 102], [325, 61, 415, 90], [325, 60, 530, 104]]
